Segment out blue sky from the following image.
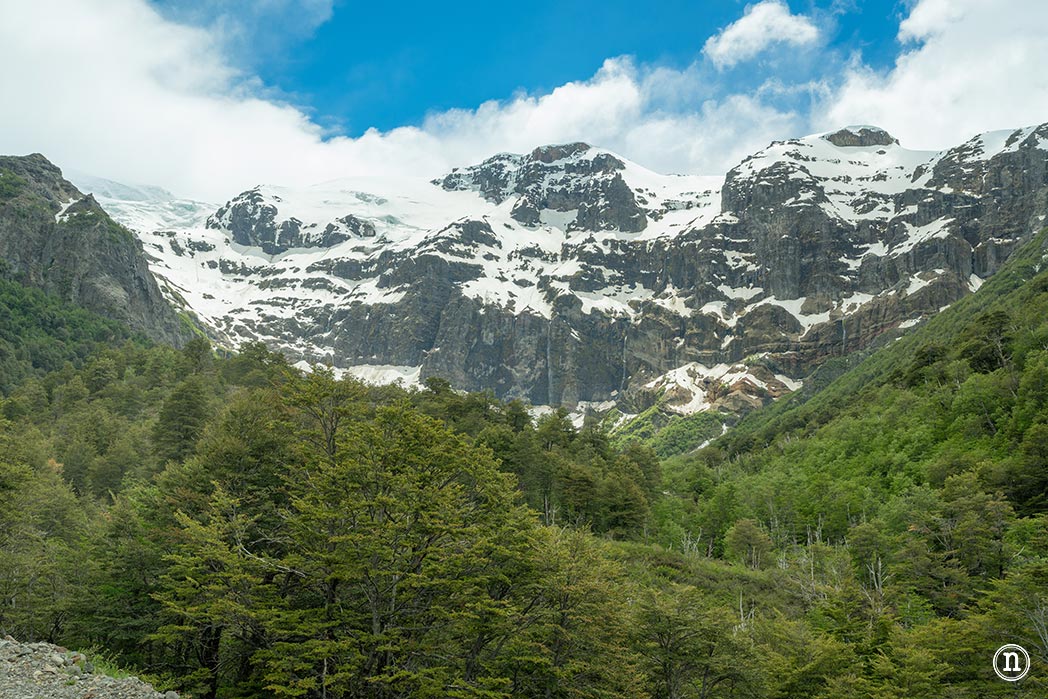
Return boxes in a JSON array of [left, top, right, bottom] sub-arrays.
[[151, 0, 907, 136], [2, 0, 1047, 199]]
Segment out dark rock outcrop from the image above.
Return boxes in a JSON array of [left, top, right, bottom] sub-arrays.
[[823, 126, 899, 147], [207, 188, 373, 254], [439, 142, 648, 232]]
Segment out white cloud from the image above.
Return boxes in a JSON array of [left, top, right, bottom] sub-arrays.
[[703, 1, 820, 69], [0, 0, 797, 200], [820, 0, 1048, 149], [897, 0, 965, 43], [1, 0, 1046, 204], [418, 58, 802, 177]]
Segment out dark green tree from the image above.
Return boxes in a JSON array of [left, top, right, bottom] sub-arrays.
[[153, 376, 211, 463]]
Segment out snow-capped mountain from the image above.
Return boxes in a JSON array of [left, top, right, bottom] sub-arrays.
[[82, 124, 1048, 417]]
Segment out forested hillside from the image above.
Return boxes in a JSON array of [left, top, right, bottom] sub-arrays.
[[2, 233, 1048, 697], [0, 265, 137, 394]]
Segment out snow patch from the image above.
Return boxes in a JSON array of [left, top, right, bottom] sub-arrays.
[[342, 364, 423, 388], [644, 362, 801, 416], [538, 207, 578, 231], [54, 197, 79, 223], [568, 400, 618, 428], [717, 284, 763, 300], [905, 269, 944, 296]]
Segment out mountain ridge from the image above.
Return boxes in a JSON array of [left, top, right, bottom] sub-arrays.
[[69, 122, 1048, 417]]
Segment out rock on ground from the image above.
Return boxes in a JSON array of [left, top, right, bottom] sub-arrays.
[[0, 636, 178, 699]]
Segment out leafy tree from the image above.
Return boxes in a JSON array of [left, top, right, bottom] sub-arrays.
[[0, 419, 92, 641], [597, 472, 649, 538], [153, 487, 265, 699], [153, 376, 211, 463], [724, 519, 772, 569], [253, 404, 538, 698], [634, 584, 752, 699], [622, 442, 662, 500], [181, 336, 215, 375], [514, 527, 645, 699]]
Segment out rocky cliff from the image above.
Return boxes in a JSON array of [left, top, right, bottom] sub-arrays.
[[77, 124, 1048, 417], [0, 155, 190, 346]]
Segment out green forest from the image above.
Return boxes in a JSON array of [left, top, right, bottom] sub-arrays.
[[2, 235, 1048, 698]]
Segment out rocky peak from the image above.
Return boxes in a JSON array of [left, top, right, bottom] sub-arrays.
[[822, 126, 898, 147], [437, 143, 626, 202], [529, 142, 592, 163], [0, 152, 81, 207], [930, 123, 1048, 181], [438, 143, 643, 232], [434, 153, 524, 203], [206, 186, 375, 254], [920, 122, 1048, 262]]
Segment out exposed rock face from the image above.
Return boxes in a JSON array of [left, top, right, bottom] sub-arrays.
[[207, 187, 375, 254], [84, 123, 1048, 414], [823, 126, 898, 147], [0, 155, 190, 346], [438, 142, 649, 232]]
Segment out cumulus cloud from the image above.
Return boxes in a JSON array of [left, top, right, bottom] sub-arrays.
[[819, 0, 1048, 149], [1, 0, 1046, 202], [420, 58, 803, 177], [703, 1, 820, 69], [0, 0, 798, 200], [897, 0, 966, 43]]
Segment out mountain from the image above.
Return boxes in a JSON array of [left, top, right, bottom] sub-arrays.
[[85, 124, 1048, 416], [3, 136, 1048, 699], [663, 223, 1048, 590], [0, 154, 191, 346]]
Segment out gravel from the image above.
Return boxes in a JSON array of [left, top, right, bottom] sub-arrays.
[[0, 636, 178, 699]]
